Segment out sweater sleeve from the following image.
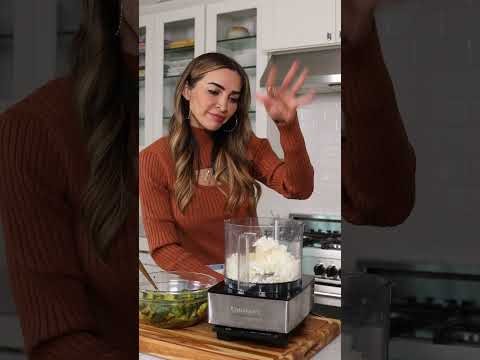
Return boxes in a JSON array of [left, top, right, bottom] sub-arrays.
[[0, 113, 130, 359], [251, 116, 314, 199], [139, 150, 223, 281], [341, 20, 416, 226]]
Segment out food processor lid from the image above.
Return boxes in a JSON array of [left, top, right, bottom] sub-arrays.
[[224, 217, 304, 227]]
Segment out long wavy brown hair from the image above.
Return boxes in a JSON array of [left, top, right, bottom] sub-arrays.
[[169, 53, 261, 215], [71, 0, 137, 257]]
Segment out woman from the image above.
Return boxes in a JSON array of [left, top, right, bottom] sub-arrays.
[[0, 0, 138, 358], [139, 53, 315, 281]]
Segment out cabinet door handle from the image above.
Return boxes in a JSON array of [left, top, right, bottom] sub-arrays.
[[314, 291, 341, 299], [327, 32, 332, 41]]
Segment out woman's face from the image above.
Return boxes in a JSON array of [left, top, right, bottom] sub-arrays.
[[183, 68, 242, 131]]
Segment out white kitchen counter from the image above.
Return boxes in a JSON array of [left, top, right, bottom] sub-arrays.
[[312, 335, 340, 359], [139, 334, 340, 360]]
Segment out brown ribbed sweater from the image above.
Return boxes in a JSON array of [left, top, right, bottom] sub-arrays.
[[139, 120, 314, 281], [0, 55, 138, 359], [342, 21, 416, 226]]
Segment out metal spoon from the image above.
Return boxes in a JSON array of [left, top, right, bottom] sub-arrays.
[[139, 259, 158, 290]]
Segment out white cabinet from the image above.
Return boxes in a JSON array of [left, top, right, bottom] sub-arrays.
[[158, 7, 205, 140], [335, 0, 341, 42], [263, 0, 337, 51], [140, 6, 205, 148], [139, 16, 156, 150], [206, 0, 269, 137], [140, 1, 271, 144]]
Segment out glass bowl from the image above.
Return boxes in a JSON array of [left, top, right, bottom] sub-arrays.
[[139, 271, 217, 329]]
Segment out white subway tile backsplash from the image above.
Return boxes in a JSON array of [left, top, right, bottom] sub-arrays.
[[257, 93, 341, 218]]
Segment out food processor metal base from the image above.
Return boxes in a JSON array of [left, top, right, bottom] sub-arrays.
[[213, 324, 294, 347], [208, 275, 314, 344]]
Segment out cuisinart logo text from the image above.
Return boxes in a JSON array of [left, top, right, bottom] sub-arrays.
[[229, 305, 262, 318]]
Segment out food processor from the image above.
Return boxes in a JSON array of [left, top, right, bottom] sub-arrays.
[[208, 217, 314, 346]]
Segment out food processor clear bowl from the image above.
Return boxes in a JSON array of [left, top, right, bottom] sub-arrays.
[[224, 217, 304, 298]]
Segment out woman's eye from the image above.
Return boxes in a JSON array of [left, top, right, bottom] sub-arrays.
[[230, 98, 239, 104], [208, 90, 219, 96]]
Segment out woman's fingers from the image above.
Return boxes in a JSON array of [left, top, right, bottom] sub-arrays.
[[291, 67, 309, 95], [295, 89, 316, 107], [256, 93, 274, 109], [280, 60, 300, 91], [266, 64, 277, 89], [257, 93, 286, 120]]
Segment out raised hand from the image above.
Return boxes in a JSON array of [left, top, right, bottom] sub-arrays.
[[256, 61, 315, 127]]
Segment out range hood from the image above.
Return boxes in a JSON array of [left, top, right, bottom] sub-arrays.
[[260, 48, 340, 93]]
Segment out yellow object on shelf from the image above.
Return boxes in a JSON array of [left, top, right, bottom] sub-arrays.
[[167, 38, 194, 49], [227, 26, 250, 39]]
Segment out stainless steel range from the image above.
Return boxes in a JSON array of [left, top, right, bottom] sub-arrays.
[[289, 214, 341, 312]]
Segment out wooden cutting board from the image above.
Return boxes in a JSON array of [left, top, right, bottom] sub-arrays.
[[139, 315, 340, 360]]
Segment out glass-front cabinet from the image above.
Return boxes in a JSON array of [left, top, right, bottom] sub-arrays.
[[139, 25, 145, 149], [139, 2, 269, 146], [206, 0, 266, 136], [140, 7, 205, 148], [139, 15, 159, 150], [139, 19, 148, 150], [158, 7, 205, 140], [162, 18, 196, 137]]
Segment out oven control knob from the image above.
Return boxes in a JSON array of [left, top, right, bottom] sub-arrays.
[[326, 265, 338, 278], [314, 264, 326, 276]]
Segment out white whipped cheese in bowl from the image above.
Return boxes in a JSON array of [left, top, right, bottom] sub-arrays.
[[225, 235, 301, 284]]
